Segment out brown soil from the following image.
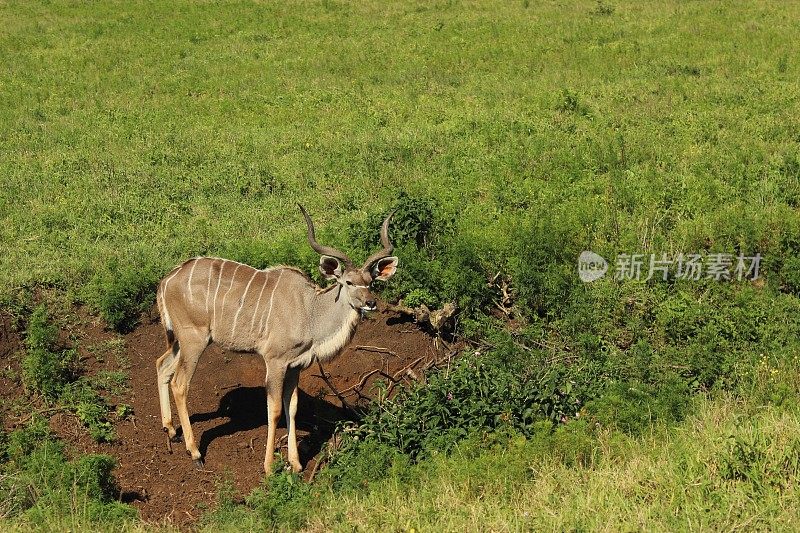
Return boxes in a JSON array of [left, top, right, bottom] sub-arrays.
[[0, 307, 443, 527]]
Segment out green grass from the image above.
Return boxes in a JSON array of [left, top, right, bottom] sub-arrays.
[[3, 0, 800, 531], [2, 0, 799, 296], [0, 417, 138, 531], [302, 395, 800, 532]]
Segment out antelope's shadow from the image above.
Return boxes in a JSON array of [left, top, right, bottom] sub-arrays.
[[189, 386, 355, 467]]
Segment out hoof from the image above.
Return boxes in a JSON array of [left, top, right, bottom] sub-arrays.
[[193, 458, 205, 469], [165, 433, 182, 453]]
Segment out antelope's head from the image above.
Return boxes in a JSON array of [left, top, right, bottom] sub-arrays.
[[299, 204, 399, 312]]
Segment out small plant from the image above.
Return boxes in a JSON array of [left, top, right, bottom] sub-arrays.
[[591, 0, 615, 16], [0, 286, 35, 331], [60, 381, 116, 442], [202, 463, 313, 530], [94, 370, 129, 395], [719, 426, 800, 493], [115, 404, 134, 420], [87, 338, 127, 366], [555, 88, 592, 117], [781, 256, 800, 295], [403, 288, 438, 309], [777, 54, 789, 74], [21, 305, 77, 402], [20, 305, 116, 442], [245, 469, 312, 529], [584, 380, 690, 435]]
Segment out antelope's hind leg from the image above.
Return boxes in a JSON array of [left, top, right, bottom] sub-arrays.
[[170, 329, 209, 468], [156, 344, 181, 447]]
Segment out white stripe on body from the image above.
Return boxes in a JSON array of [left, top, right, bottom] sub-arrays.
[[162, 267, 182, 296], [219, 264, 243, 332], [211, 260, 226, 331], [187, 258, 200, 304], [259, 269, 284, 337], [231, 269, 259, 338], [249, 271, 271, 336]]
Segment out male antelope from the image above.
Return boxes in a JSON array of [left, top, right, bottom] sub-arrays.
[[155, 205, 398, 474]]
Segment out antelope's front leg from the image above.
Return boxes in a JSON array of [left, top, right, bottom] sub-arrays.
[[264, 362, 287, 475], [282, 366, 302, 473]]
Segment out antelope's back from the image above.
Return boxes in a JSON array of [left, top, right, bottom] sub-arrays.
[[159, 257, 310, 351]]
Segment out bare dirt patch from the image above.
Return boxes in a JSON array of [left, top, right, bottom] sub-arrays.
[[1, 308, 444, 527], [0, 315, 24, 412]]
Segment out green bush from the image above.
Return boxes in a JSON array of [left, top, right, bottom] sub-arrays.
[[584, 380, 691, 435], [325, 330, 591, 475], [243, 471, 312, 530], [0, 419, 136, 525], [202, 466, 313, 531], [348, 192, 445, 253], [85, 257, 160, 332], [60, 381, 116, 442], [21, 305, 115, 442], [320, 439, 411, 493], [403, 288, 438, 309], [0, 286, 35, 331], [21, 305, 76, 402], [781, 256, 800, 296], [718, 423, 800, 493], [507, 212, 582, 320]]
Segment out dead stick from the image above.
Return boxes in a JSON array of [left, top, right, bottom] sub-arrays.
[[355, 345, 399, 357], [308, 457, 324, 482], [339, 369, 382, 394], [392, 357, 424, 380], [315, 361, 356, 412]]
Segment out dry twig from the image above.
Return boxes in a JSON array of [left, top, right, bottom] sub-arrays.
[[355, 345, 399, 357]]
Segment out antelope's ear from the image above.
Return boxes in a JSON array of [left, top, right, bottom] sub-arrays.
[[319, 256, 343, 279], [371, 256, 399, 281]]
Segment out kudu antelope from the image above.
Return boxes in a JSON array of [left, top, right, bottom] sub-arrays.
[[155, 205, 398, 474]]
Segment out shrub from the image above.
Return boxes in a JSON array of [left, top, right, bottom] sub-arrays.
[[718, 422, 800, 493], [327, 331, 588, 473], [202, 466, 313, 531], [20, 305, 115, 441], [781, 256, 800, 296], [584, 379, 691, 435], [348, 192, 445, 253], [85, 257, 160, 332], [243, 470, 312, 530], [507, 212, 582, 320], [0, 419, 136, 525], [320, 439, 411, 493], [59, 381, 115, 442], [21, 305, 76, 402], [403, 288, 438, 309]]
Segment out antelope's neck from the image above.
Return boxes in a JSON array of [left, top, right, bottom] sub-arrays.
[[309, 285, 360, 364]]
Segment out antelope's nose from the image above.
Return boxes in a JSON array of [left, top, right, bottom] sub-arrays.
[[365, 299, 377, 309]]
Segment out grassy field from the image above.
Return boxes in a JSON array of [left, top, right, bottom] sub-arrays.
[[2, 0, 800, 530], [3, 0, 799, 295]]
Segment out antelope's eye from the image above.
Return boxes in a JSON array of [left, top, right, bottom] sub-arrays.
[[346, 280, 353, 286]]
